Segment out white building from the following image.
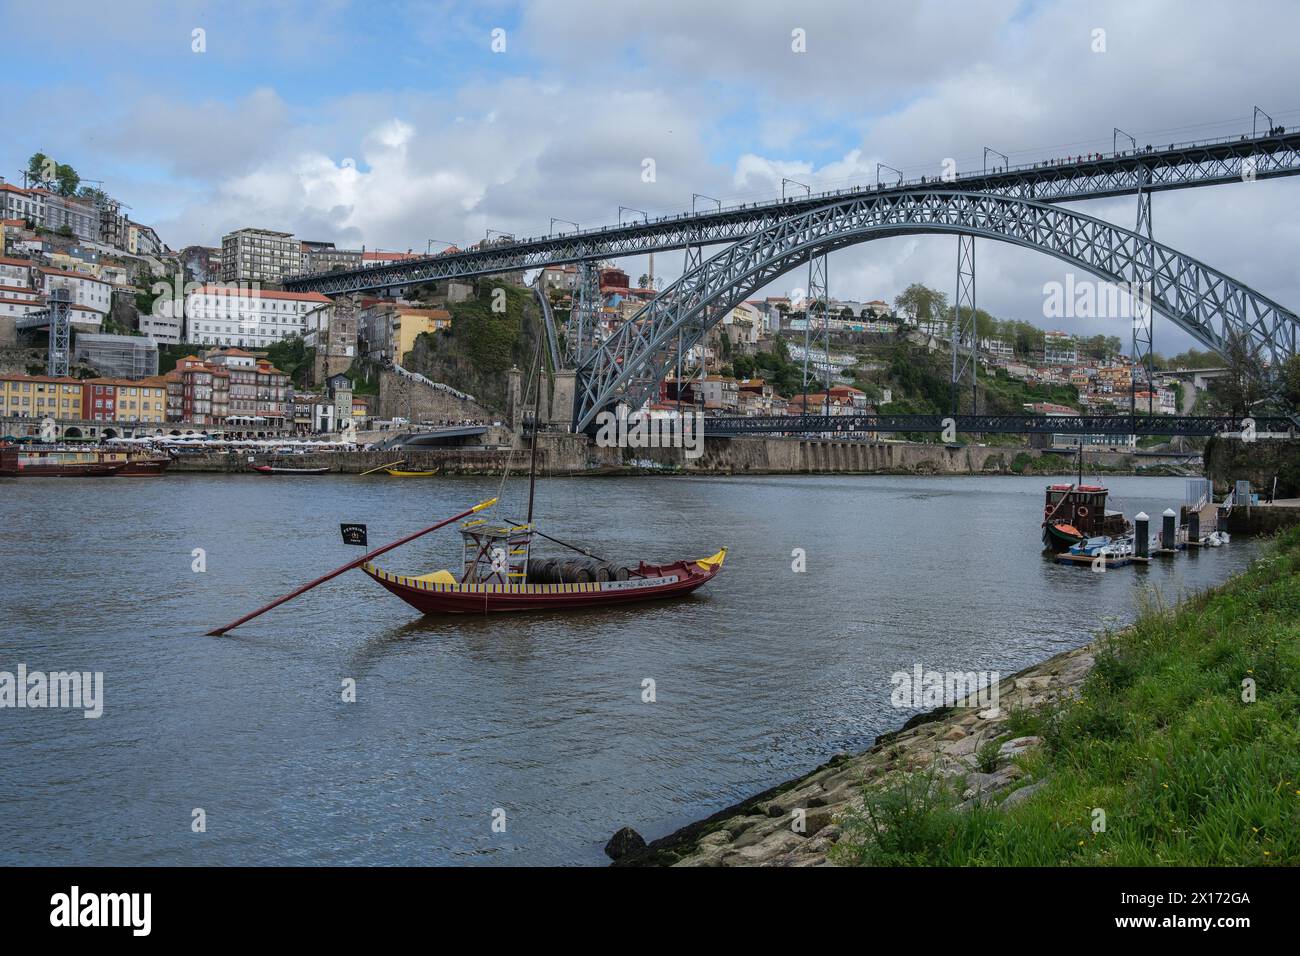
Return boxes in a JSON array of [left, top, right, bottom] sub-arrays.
[[1043, 330, 1077, 366], [139, 310, 183, 345], [39, 267, 111, 314], [68, 304, 105, 331], [0, 255, 32, 287], [184, 284, 333, 348]]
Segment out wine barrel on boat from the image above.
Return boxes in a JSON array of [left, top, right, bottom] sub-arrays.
[[526, 556, 633, 584]]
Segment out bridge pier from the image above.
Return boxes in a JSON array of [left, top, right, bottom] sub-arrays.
[[1132, 172, 1156, 415], [951, 234, 977, 414]]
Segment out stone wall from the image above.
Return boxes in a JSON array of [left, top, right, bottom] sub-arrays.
[[374, 368, 498, 423], [167, 437, 1064, 477], [1205, 434, 1300, 498]]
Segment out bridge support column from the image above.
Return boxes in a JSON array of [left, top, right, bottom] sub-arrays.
[[567, 261, 600, 366], [679, 244, 703, 412], [801, 252, 830, 415], [951, 234, 977, 414], [549, 369, 576, 430], [1132, 176, 1155, 416]]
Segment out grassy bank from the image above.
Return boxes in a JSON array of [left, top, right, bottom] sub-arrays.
[[834, 528, 1300, 866]]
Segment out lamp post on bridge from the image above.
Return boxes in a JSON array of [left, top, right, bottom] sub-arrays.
[[1253, 106, 1275, 138], [549, 218, 578, 237], [1113, 128, 1137, 155], [983, 147, 1009, 174], [876, 163, 903, 188], [781, 178, 810, 200], [618, 206, 648, 225], [692, 193, 721, 214], [426, 238, 457, 255]]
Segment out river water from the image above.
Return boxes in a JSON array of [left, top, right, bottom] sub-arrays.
[[0, 472, 1256, 865]]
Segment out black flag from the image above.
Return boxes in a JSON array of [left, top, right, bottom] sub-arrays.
[[340, 523, 368, 547]]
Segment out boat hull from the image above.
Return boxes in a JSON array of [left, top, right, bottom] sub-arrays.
[[252, 465, 331, 475], [1042, 522, 1084, 552], [119, 457, 172, 476], [362, 554, 723, 614], [0, 462, 124, 477]]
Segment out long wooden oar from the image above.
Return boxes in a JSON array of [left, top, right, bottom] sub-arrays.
[[359, 458, 405, 476], [206, 497, 497, 636]]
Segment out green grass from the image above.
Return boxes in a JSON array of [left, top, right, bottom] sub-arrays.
[[833, 527, 1300, 866]]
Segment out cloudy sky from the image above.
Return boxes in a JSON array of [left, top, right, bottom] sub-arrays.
[[10, 0, 1300, 353]]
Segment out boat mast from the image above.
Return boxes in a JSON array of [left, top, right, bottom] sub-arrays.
[[526, 339, 543, 524]]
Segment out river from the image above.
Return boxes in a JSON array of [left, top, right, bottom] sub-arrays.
[[0, 472, 1256, 865]]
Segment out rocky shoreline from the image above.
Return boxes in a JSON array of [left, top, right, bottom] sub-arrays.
[[608, 642, 1097, 866]]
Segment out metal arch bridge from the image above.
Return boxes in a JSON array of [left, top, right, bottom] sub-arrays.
[[282, 130, 1300, 295], [570, 189, 1300, 431]]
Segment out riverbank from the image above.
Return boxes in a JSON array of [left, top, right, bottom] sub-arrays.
[[612, 527, 1300, 866], [167, 434, 1195, 477]]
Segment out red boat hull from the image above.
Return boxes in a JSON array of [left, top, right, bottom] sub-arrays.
[[362, 554, 724, 614]]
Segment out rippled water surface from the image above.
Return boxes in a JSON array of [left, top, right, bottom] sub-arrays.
[[0, 472, 1257, 865]]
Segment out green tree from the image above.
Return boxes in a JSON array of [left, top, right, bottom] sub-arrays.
[[1216, 329, 1268, 417], [25, 152, 52, 185], [894, 283, 948, 324], [26, 152, 81, 196], [1279, 354, 1300, 412]]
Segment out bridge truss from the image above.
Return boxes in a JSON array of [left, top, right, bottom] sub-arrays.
[[571, 190, 1300, 431]]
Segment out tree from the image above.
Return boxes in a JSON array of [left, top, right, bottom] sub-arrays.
[[1280, 354, 1300, 412], [25, 152, 52, 185], [893, 283, 948, 324], [25, 152, 80, 195], [1216, 329, 1268, 417]]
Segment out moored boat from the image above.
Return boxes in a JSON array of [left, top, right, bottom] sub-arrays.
[[0, 444, 125, 477], [251, 464, 331, 475], [384, 467, 438, 477], [1042, 482, 1130, 551], [362, 544, 726, 614], [1041, 447, 1130, 552], [117, 453, 172, 476]]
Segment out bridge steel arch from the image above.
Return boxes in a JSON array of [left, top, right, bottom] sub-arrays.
[[574, 189, 1300, 431]]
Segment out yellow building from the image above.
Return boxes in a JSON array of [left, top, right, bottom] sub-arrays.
[[392, 307, 452, 361], [0, 373, 84, 420]]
